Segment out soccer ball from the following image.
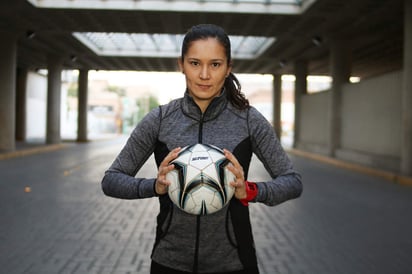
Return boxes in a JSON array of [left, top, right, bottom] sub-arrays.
[[166, 144, 235, 215]]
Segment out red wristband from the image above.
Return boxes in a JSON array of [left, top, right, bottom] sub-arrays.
[[239, 181, 258, 206]]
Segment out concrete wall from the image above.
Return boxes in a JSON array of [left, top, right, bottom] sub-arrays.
[[298, 70, 403, 172], [337, 71, 402, 171], [26, 71, 47, 140], [298, 91, 330, 154]]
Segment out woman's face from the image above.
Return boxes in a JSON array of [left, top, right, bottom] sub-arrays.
[[179, 37, 232, 112]]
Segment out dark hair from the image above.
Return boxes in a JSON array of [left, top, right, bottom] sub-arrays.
[[181, 24, 249, 110]]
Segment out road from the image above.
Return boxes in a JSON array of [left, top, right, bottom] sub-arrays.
[[1, 136, 411, 274]]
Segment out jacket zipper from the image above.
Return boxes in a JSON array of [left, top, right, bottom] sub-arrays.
[[193, 215, 201, 273], [192, 112, 205, 273], [198, 113, 204, 144]]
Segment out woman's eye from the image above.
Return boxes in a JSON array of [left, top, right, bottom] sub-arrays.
[[190, 61, 199, 66], [212, 63, 221, 68]]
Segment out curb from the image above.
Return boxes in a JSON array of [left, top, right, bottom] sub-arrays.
[[287, 149, 412, 187], [0, 143, 68, 160]]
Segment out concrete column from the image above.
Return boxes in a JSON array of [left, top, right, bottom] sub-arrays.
[[328, 39, 351, 157], [293, 60, 307, 148], [46, 55, 63, 144], [77, 69, 89, 142], [272, 74, 282, 139], [16, 67, 28, 141], [0, 32, 17, 151], [401, 0, 412, 176]]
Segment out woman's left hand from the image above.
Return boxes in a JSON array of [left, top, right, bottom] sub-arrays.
[[224, 149, 247, 200], [155, 147, 181, 195]]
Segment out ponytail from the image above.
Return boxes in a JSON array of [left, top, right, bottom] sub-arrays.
[[225, 72, 249, 110]]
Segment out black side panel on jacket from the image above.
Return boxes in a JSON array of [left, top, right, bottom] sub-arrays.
[[152, 140, 174, 253], [229, 137, 258, 269]]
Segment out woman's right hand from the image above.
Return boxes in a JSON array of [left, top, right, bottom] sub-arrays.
[[155, 147, 181, 195]]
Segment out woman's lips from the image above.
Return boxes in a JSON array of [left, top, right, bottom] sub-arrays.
[[197, 84, 211, 90]]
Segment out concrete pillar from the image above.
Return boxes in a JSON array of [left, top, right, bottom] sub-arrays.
[[401, 0, 412, 176], [272, 74, 282, 139], [0, 32, 17, 151], [77, 69, 89, 142], [328, 39, 351, 157], [293, 60, 307, 148], [16, 67, 28, 141], [46, 55, 63, 144]]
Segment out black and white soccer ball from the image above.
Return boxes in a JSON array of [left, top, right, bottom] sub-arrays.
[[166, 144, 235, 215]]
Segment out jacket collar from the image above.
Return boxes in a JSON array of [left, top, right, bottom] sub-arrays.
[[182, 89, 228, 122]]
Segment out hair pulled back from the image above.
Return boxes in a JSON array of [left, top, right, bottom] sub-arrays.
[[181, 24, 249, 110]]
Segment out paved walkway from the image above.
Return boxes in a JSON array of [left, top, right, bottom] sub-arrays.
[[1, 137, 412, 274]]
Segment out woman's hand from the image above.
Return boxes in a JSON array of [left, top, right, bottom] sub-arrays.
[[224, 149, 247, 200], [155, 147, 181, 195]]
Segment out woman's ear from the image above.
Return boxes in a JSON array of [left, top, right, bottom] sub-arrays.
[[178, 58, 184, 74], [226, 61, 233, 77]]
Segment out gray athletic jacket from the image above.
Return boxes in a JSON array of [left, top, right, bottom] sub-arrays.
[[101, 90, 302, 273]]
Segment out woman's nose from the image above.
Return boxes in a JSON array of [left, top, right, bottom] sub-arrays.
[[199, 65, 210, 80]]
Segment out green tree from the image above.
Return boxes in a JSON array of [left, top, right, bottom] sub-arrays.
[[106, 85, 126, 97], [136, 95, 159, 122], [67, 82, 78, 97]]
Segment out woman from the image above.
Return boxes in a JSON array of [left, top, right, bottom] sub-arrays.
[[102, 24, 302, 274]]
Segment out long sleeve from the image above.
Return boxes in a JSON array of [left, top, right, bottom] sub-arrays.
[[248, 107, 303, 206], [101, 107, 161, 199]]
